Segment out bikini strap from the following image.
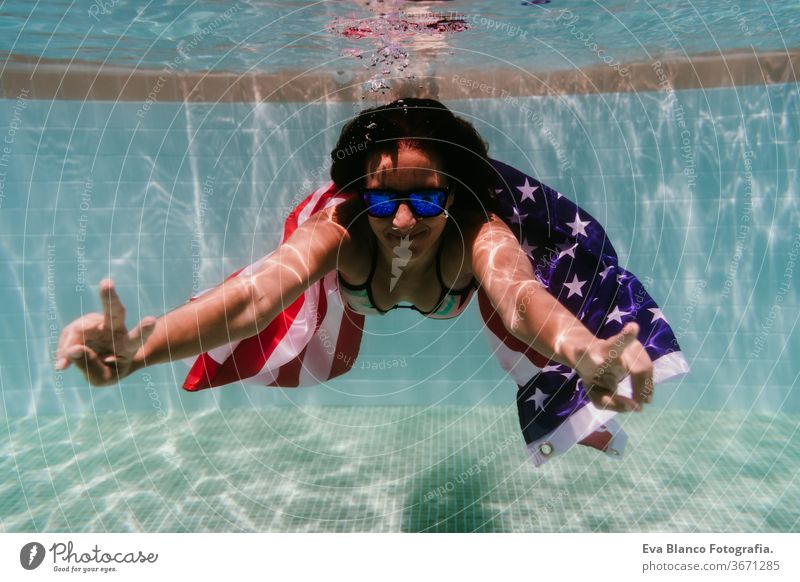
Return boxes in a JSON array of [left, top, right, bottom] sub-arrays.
[[365, 235, 393, 313], [434, 232, 448, 291], [367, 234, 379, 286]]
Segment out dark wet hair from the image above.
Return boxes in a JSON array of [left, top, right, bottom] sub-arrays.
[[330, 98, 498, 219]]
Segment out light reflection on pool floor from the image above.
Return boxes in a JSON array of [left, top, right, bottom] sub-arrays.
[[1, 406, 797, 532]]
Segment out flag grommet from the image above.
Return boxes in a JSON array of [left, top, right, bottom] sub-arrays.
[[539, 441, 554, 456]]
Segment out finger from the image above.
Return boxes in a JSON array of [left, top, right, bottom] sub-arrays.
[[56, 314, 104, 370], [619, 337, 654, 405], [100, 279, 126, 331], [55, 324, 84, 371], [127, 317, 157, 356], [65, 345, 115, 386], [587, 388, 627, 412], [590, 391, 639, 413], [55, 325, 75, 370], [606, 321, 639, 357], [586, 383, 640, 413], [620, 321, 640, 343], [630, 360, 654, 405]]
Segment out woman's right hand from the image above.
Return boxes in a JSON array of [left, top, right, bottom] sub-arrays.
[[55, 279, 157, 386]]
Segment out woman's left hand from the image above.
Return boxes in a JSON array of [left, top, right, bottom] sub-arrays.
[[572, 322, 654, 413]]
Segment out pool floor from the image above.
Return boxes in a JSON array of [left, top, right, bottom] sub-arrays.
[[1, 405, 797, 532]]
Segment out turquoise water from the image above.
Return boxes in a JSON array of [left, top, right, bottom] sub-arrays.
[[3, 407, 798, 532], [1, 0, 797, 72], [1, 83, 798, 532], [2, 83, 796, 417], [1, 0, 798, 533]]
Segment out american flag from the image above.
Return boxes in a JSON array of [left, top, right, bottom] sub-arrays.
[[181, 158, 689, 467]]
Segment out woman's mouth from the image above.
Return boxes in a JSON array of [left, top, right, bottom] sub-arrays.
[[388, 232, 422, 242]]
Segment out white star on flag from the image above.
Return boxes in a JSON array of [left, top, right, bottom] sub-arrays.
[[599, 264, 614, 280], [563, 274, 586, 298], [557, 242, 578, 259], [541, 363, 562, 374], [525, 387, 549, 411], [648, 307, 667, 323], [510, 206, 529, 225], [605, 306, 631, 325], [565, 212, 591, 237], [517, 179, 538, 203], [521, 237, 537, 256]]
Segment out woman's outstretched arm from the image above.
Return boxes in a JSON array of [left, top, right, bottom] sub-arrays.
[[56, 210, 347, 386], [470, 214, 654, 413]]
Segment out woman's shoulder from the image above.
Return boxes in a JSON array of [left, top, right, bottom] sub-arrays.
[[318, 196, 370, 274], [438, 210, 495, 289], [325, 195, 363, 229], [454, 208, 503, 243], [459, 209, 513, 236], [453, 210, 515, 270]]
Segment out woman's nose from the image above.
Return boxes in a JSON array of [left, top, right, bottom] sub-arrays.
[[392, 202, 417, 230]]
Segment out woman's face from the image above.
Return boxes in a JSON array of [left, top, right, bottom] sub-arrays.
[[363, 147, 454, 252]]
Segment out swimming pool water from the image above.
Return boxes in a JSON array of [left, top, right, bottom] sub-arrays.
[[1, 0, 798, 72], [3, 406, 798, 532], [1, 82, 796, 417], [1, 1, 797, 534]]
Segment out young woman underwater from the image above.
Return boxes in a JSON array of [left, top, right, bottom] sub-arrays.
[[54, 98, 688, 466]]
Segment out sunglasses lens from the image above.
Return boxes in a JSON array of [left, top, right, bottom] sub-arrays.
[[410, 190, 447, 217], [363, 191, 398, 217], [362, 189, 448, 217]]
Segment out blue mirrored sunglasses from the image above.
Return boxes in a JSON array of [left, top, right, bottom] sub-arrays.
[[360, 187, 450, 218]]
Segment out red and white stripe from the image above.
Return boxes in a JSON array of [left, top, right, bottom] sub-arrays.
[[182, 181, 365, 390], [181, 182, 690, 467]]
